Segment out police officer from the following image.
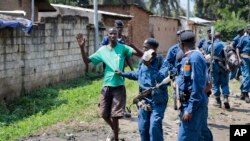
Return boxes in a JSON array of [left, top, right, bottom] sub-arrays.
[[163, 30, 182, 75], [229, 28, 244, 80], [198, 28, 212, 55], [236, 25, 250, 103], [208, 32, 230, 109], [116, 38, 168, 141], [176, 30, 210, 141]]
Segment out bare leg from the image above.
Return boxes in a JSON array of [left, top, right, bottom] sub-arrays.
[[112, 117, 119, 140], [103, 117, 113, 130]]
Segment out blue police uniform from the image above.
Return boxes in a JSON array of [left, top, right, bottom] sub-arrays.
[[208, 39, 230, 98], [121, 57, 168, 141], [176, 50, 209, 141], [176, 30, 212, 141], [198, 38, 211, 55], [229, 35, 242, 79], [164, 43, 181, 75], [101, 36, 125, 46], [236, 34, 250, 95]]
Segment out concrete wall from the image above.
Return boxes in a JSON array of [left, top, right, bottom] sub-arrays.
[[149, 16, 179, 54], [0, 15, 99, 102]]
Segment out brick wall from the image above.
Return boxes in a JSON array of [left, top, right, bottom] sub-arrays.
[[149, 16, 179, 54], [98, 5, 150, 49], [0, 15, 99, 102]]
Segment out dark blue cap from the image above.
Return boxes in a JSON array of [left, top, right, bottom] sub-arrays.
[[237, 28, 244, 33], [115, 20, 124, 27], [179, 30, 195, 42], [207, 28, 211, 33], [143, 38, 159, 48]]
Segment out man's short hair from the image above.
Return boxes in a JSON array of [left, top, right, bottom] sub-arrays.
[[115, 20, 124, 28]]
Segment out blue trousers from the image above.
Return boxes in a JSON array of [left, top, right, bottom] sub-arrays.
[[212, 62, 230, 96], [240, 58, 250, 92], [138, 102, 167, 141], [178, 106, 206, 141], [200, 106, 213, 141]]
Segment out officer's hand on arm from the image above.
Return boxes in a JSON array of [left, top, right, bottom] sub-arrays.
[[76, 33, 91, 64], [115, 70, 122, 75], [183, 111, 192, 122]]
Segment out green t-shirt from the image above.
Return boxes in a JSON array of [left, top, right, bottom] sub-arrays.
[[89, 43, 133, 86]]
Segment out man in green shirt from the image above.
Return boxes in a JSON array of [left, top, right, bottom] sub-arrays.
[[76, 27, 140, 141]]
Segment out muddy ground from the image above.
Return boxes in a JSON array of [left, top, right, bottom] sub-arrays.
[[19, 88, 250, 141]]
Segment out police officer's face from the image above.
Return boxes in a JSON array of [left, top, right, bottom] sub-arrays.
[[116, 26, 123, 34], [247, 28, 250, 34], [108, 28, 118, 42]]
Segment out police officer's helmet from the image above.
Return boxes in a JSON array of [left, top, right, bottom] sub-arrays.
[[115, 20, 124, 28], [143, 38, 159, 48], [179, 30, 195, 42]]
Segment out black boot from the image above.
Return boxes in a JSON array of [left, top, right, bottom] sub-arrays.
[[240, 92, 245, 100], [213, 96, 222, 108], [244, 92, 250, 103], [223, 95, 230, 109]]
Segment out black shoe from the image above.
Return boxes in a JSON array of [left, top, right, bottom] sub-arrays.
[[213, 97, 222, 108], [223, 96, 230, 109], [245, 96, 250, 103], [240, 93, 245, 100]]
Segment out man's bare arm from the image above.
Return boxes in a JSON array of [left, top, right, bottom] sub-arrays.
[[76, 33, 91, 65], [130, 44, 143, 57]]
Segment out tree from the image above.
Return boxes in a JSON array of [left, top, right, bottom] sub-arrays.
[[193, 0, 250, 21], [215, 7, 247, 41]]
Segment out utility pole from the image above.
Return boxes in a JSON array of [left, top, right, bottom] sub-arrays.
[[94, 0, 99, 52], [187, 0, 190, 20], [31, 0, 35, 23]]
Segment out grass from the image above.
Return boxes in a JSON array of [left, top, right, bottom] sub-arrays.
[[0, 72, 138, 141]]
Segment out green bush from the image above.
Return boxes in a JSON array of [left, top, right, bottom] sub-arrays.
[[214, 8, 248, 41]]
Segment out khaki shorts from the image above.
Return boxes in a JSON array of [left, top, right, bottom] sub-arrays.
[[99, 85, 126, 118]]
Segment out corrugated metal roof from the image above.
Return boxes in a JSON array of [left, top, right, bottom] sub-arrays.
[[0, 11, 26, 16], [51, 4, 133, 18], [179, 16, 214, 25]]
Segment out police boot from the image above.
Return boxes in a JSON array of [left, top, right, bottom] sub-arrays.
[[240, 92, 245, 100], [213, 96, 222, 108], [223, 95, 230, 109], [244, 92, 250, 103]]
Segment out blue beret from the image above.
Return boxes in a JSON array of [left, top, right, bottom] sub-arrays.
[[179, 31, 195, 42], [237, 28, 244, 33], [115, 20, 124, 27], [143, 38, 159, 48]]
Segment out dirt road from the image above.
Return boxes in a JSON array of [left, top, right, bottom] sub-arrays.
[[19, 91, 250, 141]]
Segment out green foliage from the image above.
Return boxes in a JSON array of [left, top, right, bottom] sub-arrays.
[[214, 7, 247, 41]]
